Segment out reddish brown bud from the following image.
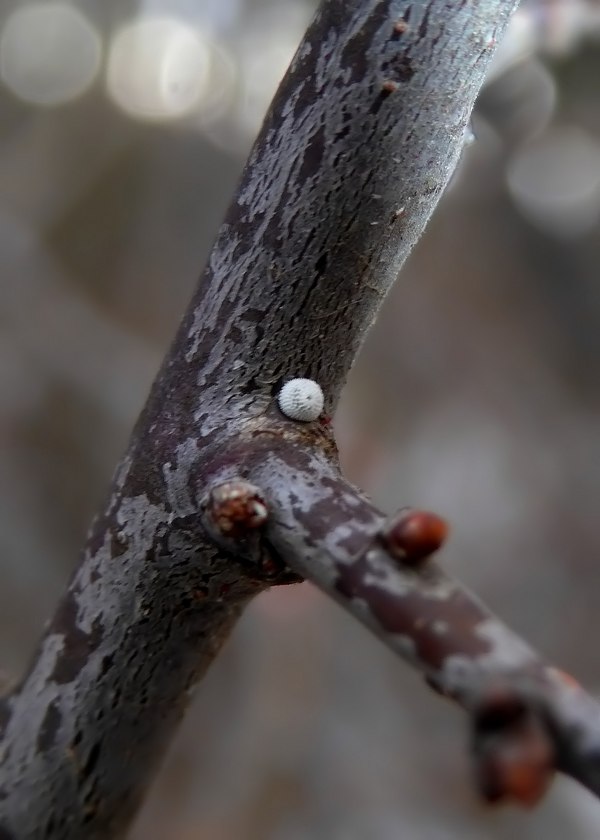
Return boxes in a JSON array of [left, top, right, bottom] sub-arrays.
[[393, 20, 408, 34], [474, 688, 555, 808], [208, 481, 268, 538], [477, 723, 555, 808], [381, 508, 448, 566], [381, 79, 399, 93]]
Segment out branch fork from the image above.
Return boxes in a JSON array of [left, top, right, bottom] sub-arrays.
[[8, 2, 600, 838]]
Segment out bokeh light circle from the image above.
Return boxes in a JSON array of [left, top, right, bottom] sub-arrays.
[[106, 17, 211, 121], [0, 2, 101, 107], [507, 126, 600, 239]]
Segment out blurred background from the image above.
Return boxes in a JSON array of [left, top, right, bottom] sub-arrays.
[[2, 0, 600, 837]]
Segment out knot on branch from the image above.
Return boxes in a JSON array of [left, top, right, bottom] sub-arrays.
[[472, 686, 556, 808], [379, 508, 449, 567], [207, 480, 268, 537], [203, 479, 302, 585]]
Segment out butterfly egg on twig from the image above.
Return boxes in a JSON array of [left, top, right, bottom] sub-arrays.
[[277, 378, 324, 422]]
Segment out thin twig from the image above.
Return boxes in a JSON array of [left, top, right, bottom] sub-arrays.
[[239, 430, 600, 806]]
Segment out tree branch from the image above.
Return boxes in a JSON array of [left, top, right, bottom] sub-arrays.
[[239, 431, 600, 804], [11, 1, 600, 838]]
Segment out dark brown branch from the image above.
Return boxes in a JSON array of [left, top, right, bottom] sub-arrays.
[[0, 1, 536, 838]]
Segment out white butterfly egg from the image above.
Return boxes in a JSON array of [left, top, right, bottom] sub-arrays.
[[277, 378, 324, 422]]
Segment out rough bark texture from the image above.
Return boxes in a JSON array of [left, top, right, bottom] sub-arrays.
[[11, 1, 600, 838]]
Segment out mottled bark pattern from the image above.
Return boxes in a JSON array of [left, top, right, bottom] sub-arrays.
[[12, 0, 595, 838], [242, 430, 600, 801], [0, 456, 269, 838], [171, 0, 519, 414]]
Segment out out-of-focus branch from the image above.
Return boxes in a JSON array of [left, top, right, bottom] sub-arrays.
[[0, 1, 525, 838]]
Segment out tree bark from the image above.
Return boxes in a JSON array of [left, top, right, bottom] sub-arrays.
[[10, 1, 600, 838]]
